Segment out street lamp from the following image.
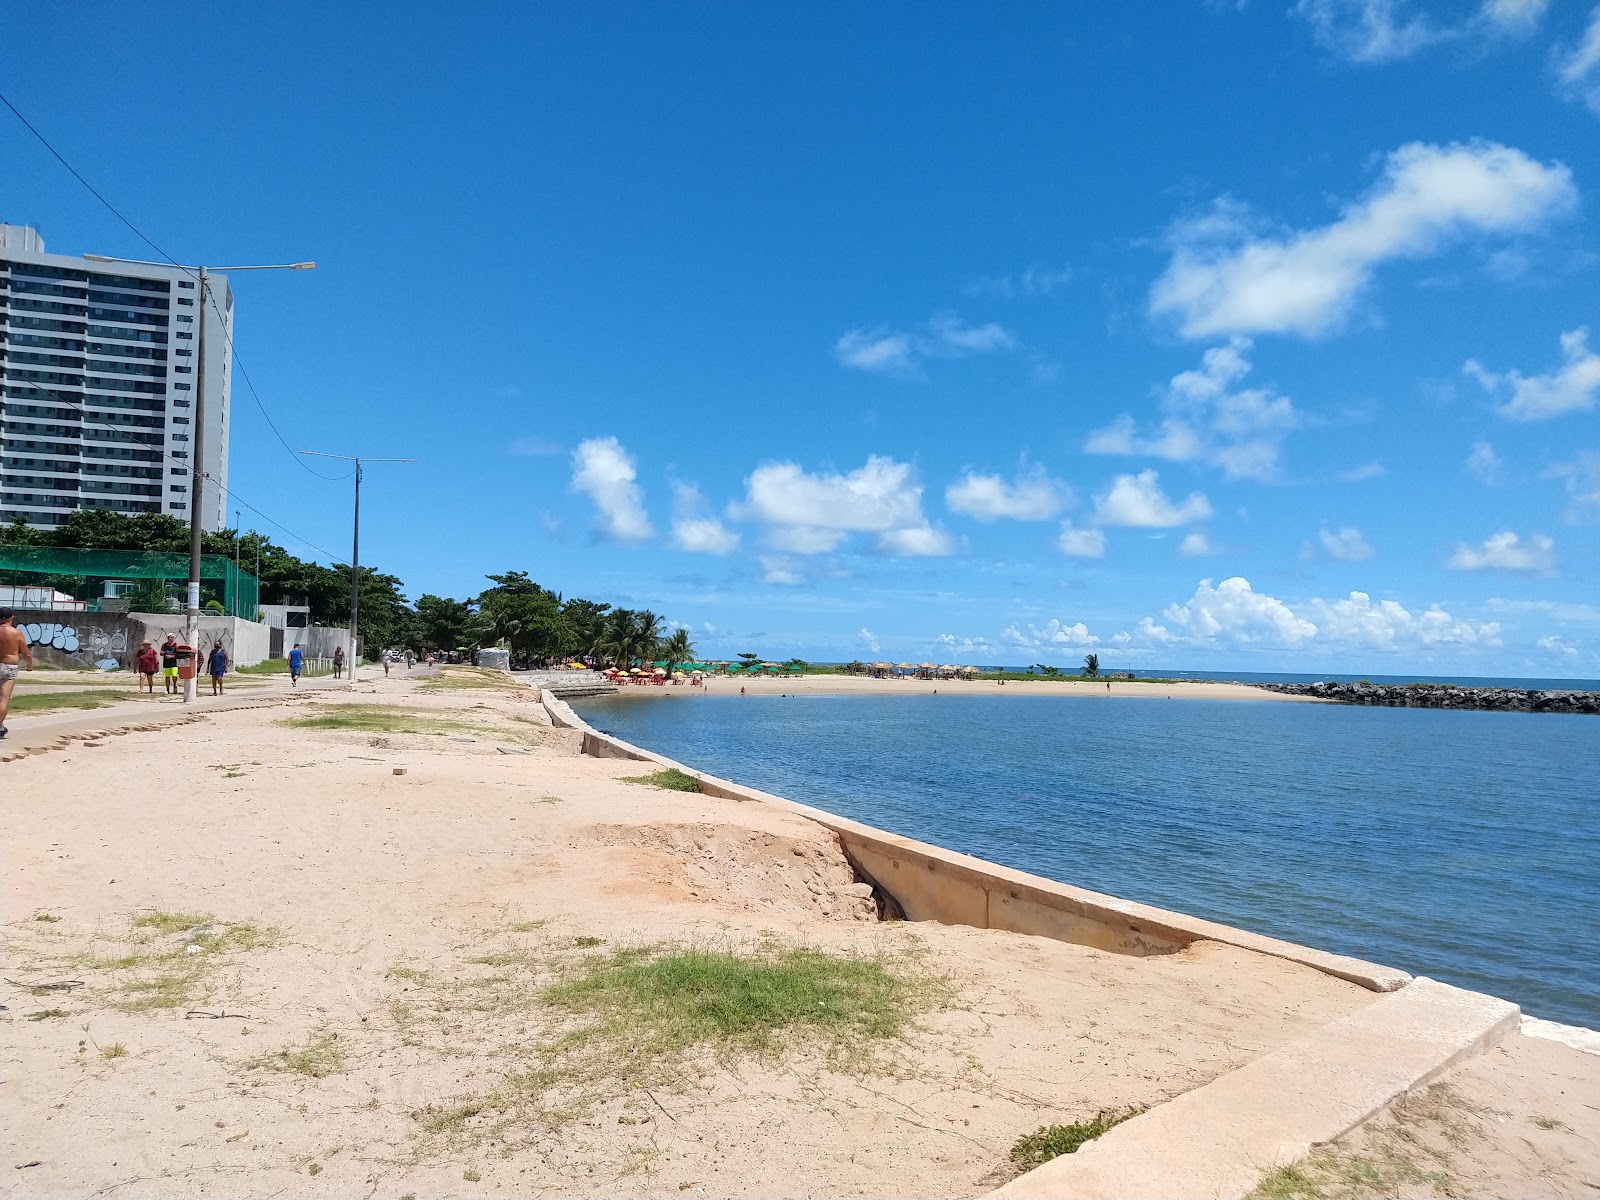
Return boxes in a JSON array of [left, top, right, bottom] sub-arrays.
[[82, 254, 314, 703], [297, 451, 414, 682]]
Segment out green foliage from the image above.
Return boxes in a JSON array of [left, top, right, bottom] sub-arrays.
[[620, 768, 702, 792], [1082, 653, 1100, 677], [660, 628, 695, 677], [1010, 1108, 1141, 1169], [1034, 663, 1061, 676], [414, 593, 476, 652]]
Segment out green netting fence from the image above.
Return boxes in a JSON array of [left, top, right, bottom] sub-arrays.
[[0, 547, 260, 618]]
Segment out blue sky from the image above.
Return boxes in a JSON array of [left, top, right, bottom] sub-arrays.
[[5, 2, 1598, 675]]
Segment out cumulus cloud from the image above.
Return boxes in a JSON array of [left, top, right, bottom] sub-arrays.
[[1179, 531, 1214, 557], [1139, 577, 1500, 651], [570, 436, 653, 543], [1447, 530, 1557, 572], [859, 627, 881, 654], [1001, 619, 1100, 649], [1537, 633, 1580, 657], [669, 483, 739, 555], [1149, 142, 1576, 339], [835, 312, 1018, 378], [1545, 451, 1600, 521], [1557, 7, 1600, 116], [1465, 440, 1502, 484], [1085, 338, 1299, 481], [1466, 328, 1600, 421], [1319, 526, 1376, 561], [1093, 470, 1213, 528], [1293, 0, 1548, 62], [946, 466, 1069, 521], [738, 455, 951, 556], [760, 555, 804, 586], [936, 632, 995, 659], [1057, 521, 1108, 558]]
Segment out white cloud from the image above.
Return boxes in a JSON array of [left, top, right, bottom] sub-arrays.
[[1537, 634, 1580, 657], [1301, 592, 1502, 649], [1486, 597, 1600, 624], [739, 455, 945, 556], [507, 435, 562, 456], [570, 436, 653, 543], [1093, 470, 1213, 528], [760, 556, 804, 586], [1149, 141, 1576, 339], [875, 524, 956, 557], [1466, 328, 1600, 421], [1447, 530, 1557, 572], [1319, 526, 1376, 561], [1293, 0, 1547, 62], [946, 466, 1069, 521], [1139, 577, 1500, 651], [1057, 521, 1108, 558], [1085, 338, 1299, 481], [859, 627, 881, 654], [1161, 577, 1319, 646], [1465, 439, 1502, 484], [936, 632, 995, 660], [1179, 531, 1214, 557], [1545, 451, 1600, 521], [1557, 6, 1600, 115], [1001, 619, 1100, 649], [669, 484, 740, 555], [835, 313, 1018, 377]]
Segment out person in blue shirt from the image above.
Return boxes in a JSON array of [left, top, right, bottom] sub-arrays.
[[288, 644, 304, 688], [207, 640, 228, 696]]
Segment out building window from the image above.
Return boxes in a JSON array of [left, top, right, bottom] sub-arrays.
[[173, 417, 189, 424]]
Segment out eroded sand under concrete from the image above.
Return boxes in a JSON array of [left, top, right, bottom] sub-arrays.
[[0, 674, 1468, 1196]]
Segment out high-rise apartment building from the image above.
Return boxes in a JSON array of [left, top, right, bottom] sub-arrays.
[[0, 222, 232, 531]]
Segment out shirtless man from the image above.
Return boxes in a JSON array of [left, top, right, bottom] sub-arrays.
[[0, 608, 35, 739]]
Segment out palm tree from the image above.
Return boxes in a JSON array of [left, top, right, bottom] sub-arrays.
[[1083, 653, 1100, 677], [661, 628, 695, 679]]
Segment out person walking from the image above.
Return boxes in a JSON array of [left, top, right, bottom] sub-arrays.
[[382, 651, 391, 677], [332, 645, 346, 680], [207, 640, 228, 696], [406, 651, 414, 670], [135, 640, 159, 694], [159, 634, 181, 695], [0, 608, 35, 739], [287, 643, 304, 688]]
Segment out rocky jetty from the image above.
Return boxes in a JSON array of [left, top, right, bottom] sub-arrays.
[[1258, 680, 1599, 714]]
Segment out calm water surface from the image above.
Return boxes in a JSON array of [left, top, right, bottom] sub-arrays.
[[576, 693, 1598, 1027]]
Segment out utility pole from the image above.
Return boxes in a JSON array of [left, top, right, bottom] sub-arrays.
[[84, 253, 314, 702], [298, 452, 413, 682], [234, 507, 242, 617]]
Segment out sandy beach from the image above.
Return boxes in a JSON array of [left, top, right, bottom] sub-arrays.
[[2, 669, 1593, 1198], [613, 673, 1323, 702]]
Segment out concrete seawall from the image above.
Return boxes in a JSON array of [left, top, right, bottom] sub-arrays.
[[541, 692, 1411, 993]]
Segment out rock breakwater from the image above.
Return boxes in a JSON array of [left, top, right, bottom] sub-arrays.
[[1258, 681, 1599, 714]]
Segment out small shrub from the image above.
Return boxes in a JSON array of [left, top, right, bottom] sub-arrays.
[[253, 1030, 346, 1078], [1010, 1108, 1143, 1169], [574, 936, 604, 948], [100, 1043, 129, 1059], [33, 913, 62, 923], [463, 1169, 482, 1182], [620, 768, 700, 792]]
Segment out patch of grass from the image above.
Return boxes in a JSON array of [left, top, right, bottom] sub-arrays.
[[619, 768, 701, 793], [8, 689, 124, 714], [1252, 1163, 1327, 1200], [281, 703, 522, 742], [421, 667, 520, 692], [131, 911, 211, 935], [252, 1030, 346, 1079], [1533, 1114, 1571, 1131], [574, 936, 604, 948], [463, 1169, 482, 1182], [543, 944, 923, 1061], [33, 913, 62, 923], [307, 1162, 322, 1176], [1010, 1108, 1143, 1169], [506, 919, 547, 933], [26, 1008, 69, 1021], [236, 657, 331, 677], [100, 1043, 129, 1059]]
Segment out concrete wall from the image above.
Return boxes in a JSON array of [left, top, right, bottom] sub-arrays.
[[13, 608, 273, 670], [541, 692, 1412, 993]]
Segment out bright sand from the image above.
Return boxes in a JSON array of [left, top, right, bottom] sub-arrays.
[[2, 672, 1592, 1197]]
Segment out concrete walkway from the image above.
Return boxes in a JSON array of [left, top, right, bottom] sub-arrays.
[[986, 977, 1520, 1199]]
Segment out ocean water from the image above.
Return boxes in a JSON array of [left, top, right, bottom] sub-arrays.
[[576, 693, 1599, 1027]]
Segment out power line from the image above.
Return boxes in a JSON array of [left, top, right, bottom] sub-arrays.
[[0, 88, 339, 480]]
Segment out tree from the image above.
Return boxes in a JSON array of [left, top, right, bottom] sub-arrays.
[[1083, 653, 1100, 677], [842, 660, 865, 675], [736, 652, 760, 673], [415, 594, 476, 652], [661, 628, 695, 679], [561, 598, 612, 661], [1034, 663, 1060, 676]]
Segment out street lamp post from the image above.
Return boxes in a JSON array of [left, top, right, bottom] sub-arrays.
[[297, 452, 414, 682], [83, 254, 313, 702]]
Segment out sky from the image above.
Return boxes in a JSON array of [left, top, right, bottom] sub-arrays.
[[3, 2, 1598, 676]]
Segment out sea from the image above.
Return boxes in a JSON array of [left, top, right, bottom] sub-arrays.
[[575, 690, 1599, 1028]]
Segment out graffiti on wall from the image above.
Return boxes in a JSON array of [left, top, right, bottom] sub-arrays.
[[19, 621, 131, 670]]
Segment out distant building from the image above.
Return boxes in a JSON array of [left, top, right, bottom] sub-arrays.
[[0, 222, 232, 530]]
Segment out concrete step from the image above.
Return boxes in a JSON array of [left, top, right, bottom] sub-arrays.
[[987, 977, 1520, 1200]]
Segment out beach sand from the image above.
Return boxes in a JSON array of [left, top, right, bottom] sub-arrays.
[[2, 672, 1589, 1197], [611, 672, 1323, 702]]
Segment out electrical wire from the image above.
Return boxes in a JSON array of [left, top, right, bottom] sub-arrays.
[[0, 88, 345, 481]]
